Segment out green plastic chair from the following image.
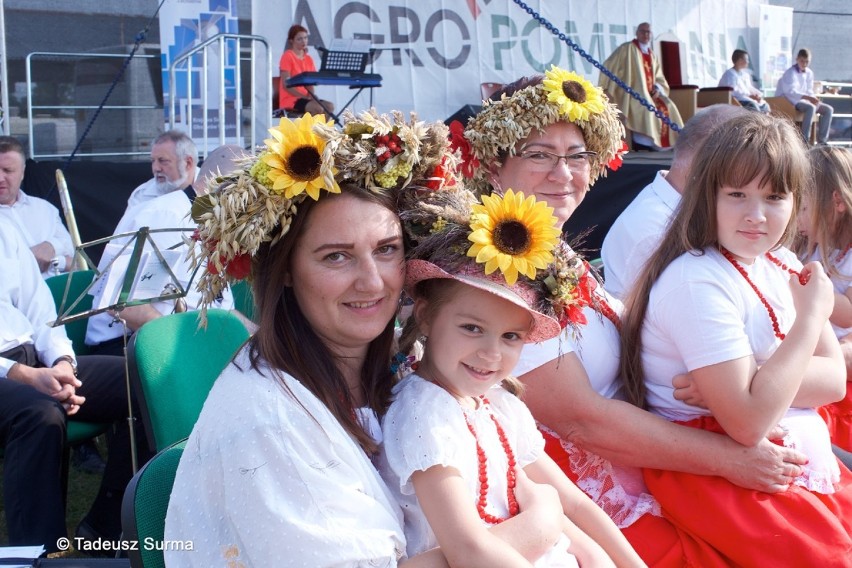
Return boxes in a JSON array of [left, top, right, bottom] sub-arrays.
[[45, 270, 96, 356], [230, 279, 257, 323], [121, 438, 186, 568], [127, 309, 249, 452]]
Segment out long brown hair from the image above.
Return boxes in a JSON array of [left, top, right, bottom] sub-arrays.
[[287, 24, 308, 49], [620, 112, 810, 408], [248, 185, 401, 453], [803, 146, 852, 279]]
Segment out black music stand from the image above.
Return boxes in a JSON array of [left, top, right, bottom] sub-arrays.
[[286, 47, 382, 124], [51, 227, 197, 474]]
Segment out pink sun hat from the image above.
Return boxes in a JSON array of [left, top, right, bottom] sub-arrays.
[[405, 259, 561, 344]]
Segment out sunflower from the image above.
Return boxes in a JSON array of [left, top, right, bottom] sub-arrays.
[[542, 66, 606, 122], [467, 189, 561, 285], [262, 113, 339, 200]]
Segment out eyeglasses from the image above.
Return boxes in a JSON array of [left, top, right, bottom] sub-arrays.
[[518, 150, 597, 173]]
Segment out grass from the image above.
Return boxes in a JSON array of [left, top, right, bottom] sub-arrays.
[[0, 437, 106, 558]]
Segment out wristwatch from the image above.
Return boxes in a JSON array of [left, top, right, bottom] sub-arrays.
[[49, 255, 67, 275], [52, 355, 78, 376]]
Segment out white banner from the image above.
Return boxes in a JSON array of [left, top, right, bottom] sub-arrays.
[[252, 0, 781, 122]]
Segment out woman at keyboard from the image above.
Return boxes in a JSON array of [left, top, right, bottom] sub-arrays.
[[278, 24, 336, 116]]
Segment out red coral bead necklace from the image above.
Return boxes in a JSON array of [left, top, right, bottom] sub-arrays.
[[719, 247, 803, 341], [462, 396, 519, 525]]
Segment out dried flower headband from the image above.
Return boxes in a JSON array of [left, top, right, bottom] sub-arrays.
[[188, 110, 460, 317], [459, 66, 627, 196], [401, 186, 602, 333]]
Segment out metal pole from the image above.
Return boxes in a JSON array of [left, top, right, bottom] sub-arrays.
[[218, 34, 225, 149], [186, 57, 193, 143], [0, 0, 10, 135], [201, 46, 208, 156], [25, 53, 33, 158], [235, 37, 243, 146]]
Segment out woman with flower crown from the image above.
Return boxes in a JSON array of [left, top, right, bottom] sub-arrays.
[[454, 66, 812, 566], [380, 186, 645, 567], [163, 111, 577, 567], [620, 110, 852, 565]]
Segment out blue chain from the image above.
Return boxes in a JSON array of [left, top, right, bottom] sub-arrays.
[[511, 0, 681, 133]]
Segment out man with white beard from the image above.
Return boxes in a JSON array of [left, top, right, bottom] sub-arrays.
[[125, 130, 198, 210], [85, 144, 241, 357]]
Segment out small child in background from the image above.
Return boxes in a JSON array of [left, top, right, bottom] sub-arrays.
[[799, 145, 852, 451], [379, 188, 646, 567]]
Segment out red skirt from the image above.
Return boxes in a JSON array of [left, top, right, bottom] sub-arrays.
[[819, 381, 852, 452], [543, 431, 730, 567], [643, 416, 852, 567]]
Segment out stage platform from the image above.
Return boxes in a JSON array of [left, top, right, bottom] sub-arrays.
[[22, 151, 671, 264]]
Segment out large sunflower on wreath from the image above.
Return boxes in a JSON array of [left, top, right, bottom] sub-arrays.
[[467, 189, 561, 285], [256, 113, 339, 199], [399, 186, 600, 333], [541, 67, 606, 122]]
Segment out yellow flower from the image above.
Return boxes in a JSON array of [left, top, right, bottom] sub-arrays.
[[249, 151, 274, 189], [262, 114, 339, 200], [431, 216, 447, 234], [467, 189, 561, 285], [542, 66, 606, 122]]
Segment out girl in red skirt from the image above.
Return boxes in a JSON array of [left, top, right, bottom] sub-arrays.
[[621, 112, 852, 566]]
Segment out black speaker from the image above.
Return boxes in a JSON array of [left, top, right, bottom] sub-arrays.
[[445, 104, 482, 125]]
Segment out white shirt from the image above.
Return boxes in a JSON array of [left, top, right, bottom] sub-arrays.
[[165, 347, 407, 567], [125, 166, 199, 210], [718, 67, 761, 101], [126, 178, 160, 210], [775, 64, 815, 105], [814, 248, 852, 339], [641, 247, 839, 492], [379, 375, 576, 567], [513, 295, 623, 400], [0, 190, 74, 278], [85, 189, 232, 346], [510, 277, 659, 529], [601, 171, 680, 300], [0, 220, 74, 376]]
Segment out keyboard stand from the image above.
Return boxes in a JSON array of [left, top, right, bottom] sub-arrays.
[[286, 72, 383, 125], [306, 84, 372, 125]]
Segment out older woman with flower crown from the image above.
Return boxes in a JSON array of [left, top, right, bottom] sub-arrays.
[[162, 111, 576, 567], [454, 66, 811, 566]]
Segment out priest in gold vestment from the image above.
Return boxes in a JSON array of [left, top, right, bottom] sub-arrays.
[[599, 22, 683, 150]]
